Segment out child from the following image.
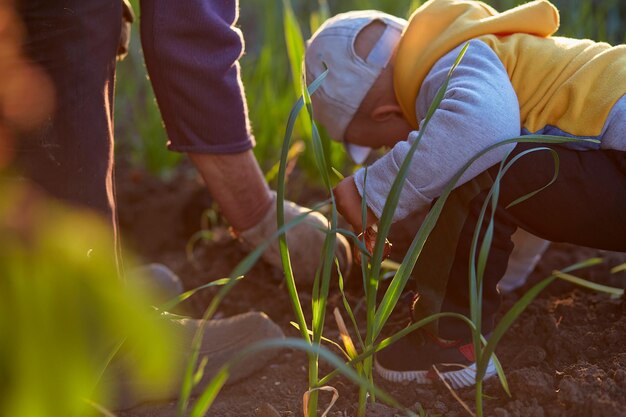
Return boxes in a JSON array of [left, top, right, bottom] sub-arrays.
[[304, 0, 626, 388]]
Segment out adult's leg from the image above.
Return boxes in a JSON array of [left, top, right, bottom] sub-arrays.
[[15, 0, 121, 229], [437, 144, 626, 340]]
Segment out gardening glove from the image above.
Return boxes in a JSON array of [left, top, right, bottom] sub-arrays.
[[238, 192, 352, 284]]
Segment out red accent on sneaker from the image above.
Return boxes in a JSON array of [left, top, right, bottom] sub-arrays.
[[459, 342, 476, 362], [426, 368, 438, 381]]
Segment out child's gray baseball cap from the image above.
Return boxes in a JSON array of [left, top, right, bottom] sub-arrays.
[[305, 10, 406, 164]]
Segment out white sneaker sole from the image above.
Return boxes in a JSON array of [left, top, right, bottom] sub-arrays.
[[375, 357, 497, 389]]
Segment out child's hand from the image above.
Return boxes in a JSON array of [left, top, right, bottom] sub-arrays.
[[334, 177, 392, 265], [333, 176, 378, 231]]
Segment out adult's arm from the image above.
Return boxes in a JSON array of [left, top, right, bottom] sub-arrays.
[[140, 0, 254, 154]]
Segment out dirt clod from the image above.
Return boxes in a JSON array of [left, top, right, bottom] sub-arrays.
[[511, 345, 547, 368], [254, 403, 281, 417], [509, 368, 555, 401], [363, 403, 398, 417]]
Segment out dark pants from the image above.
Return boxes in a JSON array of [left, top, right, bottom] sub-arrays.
[[413, 143, 626, 340], [15, 0, 122, 234]]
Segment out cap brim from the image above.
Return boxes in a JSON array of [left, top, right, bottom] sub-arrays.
[[345, 142, 372, 165]]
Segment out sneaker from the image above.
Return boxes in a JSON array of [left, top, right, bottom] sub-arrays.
[[374, 329, 496, 389], [129, 263, 185, 305]]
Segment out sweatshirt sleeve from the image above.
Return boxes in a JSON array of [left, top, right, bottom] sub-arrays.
[[140, 0, 254, 154], [353, 40, 521, 222]]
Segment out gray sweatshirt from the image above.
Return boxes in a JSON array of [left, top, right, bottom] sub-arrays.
[[353, 40, 626, 222]]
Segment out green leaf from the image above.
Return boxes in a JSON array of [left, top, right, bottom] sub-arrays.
[[610, 262, 626, 274], [275, 67, 330, 416], [290, 321, 351, 360], [282, 0, 306, 97], [193, 356, 209, 386], [188, 368, 229, 417], [331, 166, 345, 180], [337, 258, 366, 350], [160, 277, 243, 312], [553, 270, 623, 297]]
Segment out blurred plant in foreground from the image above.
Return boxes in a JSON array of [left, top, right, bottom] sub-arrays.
[[0, 181, 176, 417], [0, 0, 54, 169]]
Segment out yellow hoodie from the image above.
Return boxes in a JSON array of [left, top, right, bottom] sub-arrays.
[[394, 0, 626, 136]]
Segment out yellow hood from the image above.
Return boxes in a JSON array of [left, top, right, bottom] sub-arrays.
[[394, 0, 559, 127]]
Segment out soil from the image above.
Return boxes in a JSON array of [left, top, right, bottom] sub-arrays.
[[115, 164, 626, 417]]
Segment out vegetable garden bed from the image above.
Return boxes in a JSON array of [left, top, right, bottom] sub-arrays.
[[115, 165, 626, 417]]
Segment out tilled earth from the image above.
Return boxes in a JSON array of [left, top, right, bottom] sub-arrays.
[[116, 167, 626, 417]]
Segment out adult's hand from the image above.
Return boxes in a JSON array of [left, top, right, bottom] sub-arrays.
[[189, 151, 352, 283], [238, 192, 352, 284]]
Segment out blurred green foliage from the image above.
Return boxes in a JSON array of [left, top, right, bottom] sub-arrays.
[[0, 181, 176, 416], [114, 0, 625, 181]]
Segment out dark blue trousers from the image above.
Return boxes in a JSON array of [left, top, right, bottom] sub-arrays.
[[16, 0, 121, 221], [414, 143, 626, 340]]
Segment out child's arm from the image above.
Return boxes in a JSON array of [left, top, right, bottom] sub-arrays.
[[353, 41, 521, 223]]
